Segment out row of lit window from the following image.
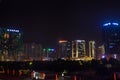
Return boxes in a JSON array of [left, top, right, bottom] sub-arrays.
[[7, 29, 19, 33]]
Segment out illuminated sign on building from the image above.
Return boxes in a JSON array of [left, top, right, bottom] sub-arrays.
[[7, 29, 20, 32], [0, 28, 23, 61], [102, 22, 120, 55], [103, 22, 119, 26]]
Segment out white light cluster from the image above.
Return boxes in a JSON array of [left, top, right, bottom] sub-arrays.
[[102, 55, 105, 58], [76, 40, 85, 42], [103, 22, 119, 26], [112, 23, 119, 26], [114, 54, 117, 59], [7, 29, 19, 32], [76, 40, 81, 42]]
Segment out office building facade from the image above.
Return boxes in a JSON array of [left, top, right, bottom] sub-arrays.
[[0, 28, 23, 61], [72, 40, 86, 58], [58, 40, 72, 59], [102, 22, 120, 55], [23, 42, 42, 60], [89, 41, 95, 59]]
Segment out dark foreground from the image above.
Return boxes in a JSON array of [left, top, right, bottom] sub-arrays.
[[0, 70, 116, 80], [0, 58, 120, 80]]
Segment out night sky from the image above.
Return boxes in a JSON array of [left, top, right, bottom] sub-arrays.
[[0, 0, 120, 47]]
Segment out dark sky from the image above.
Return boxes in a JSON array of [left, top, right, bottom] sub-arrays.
[[0, 0, 120, 47]]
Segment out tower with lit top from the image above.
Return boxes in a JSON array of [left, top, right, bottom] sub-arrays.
[[102, 22, 120, 56], [0, 28, 23, 61], [58, 40, 72, 59]]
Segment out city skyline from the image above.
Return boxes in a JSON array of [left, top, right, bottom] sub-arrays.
[[0, 0, 120, 47]]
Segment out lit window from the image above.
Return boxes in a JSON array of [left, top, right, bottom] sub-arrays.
[[7, 29, 20, 33]]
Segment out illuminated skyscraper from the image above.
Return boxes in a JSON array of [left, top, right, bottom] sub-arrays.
[[102, 22, 120, 55], [72, 40, 86, 58], [0, 28, 23, 61], [58, 40, 72, 59], [89, 41, 95, 59]]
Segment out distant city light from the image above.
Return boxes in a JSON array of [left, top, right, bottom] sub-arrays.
[[29, 61, 33, 65], [51, 49, 54, 51], [43, 48, 46, 51], [103, 22, 119, 26], [102, 55, 105, 58], [76, 40, 85, 42], [76, 40, 81, 42], [109, 46, 113, 48], [48, 48, 51, 51], [48, 48, 54, 51], [44, 48, 55, 52], [7, 29, 20, 33], [114, 54, 117, 59], [59, 40, 67, 43]]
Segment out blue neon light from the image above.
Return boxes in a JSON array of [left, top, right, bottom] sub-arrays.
[[112, 23, 119, 26], [103, 22, 119, 26], [51, 49, 55, 51], [7, 29, 19, 33]]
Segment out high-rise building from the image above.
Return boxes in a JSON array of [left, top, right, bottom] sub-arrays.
[[96, 45, 105, 59], [0, 28, 23, 61], [23, 42, 42, 60], [58, 40, 72, 59], [72, 40, 86, 58], [89, 41, 95, 59], [102, 22, 120, 55]]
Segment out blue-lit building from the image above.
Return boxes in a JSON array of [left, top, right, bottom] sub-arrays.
[[0, 28, 23, 61], [102, 22, 120, 55]]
